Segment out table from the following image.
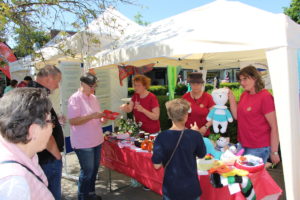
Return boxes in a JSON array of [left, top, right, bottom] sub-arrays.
[[101, 140, 282, 200]]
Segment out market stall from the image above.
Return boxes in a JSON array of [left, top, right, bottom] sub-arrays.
[[89, 1, 300, 198], [101, 139, 282, 200]]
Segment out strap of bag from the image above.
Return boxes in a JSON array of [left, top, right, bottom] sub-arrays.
[[0, 160, 44, 184], [164, 130, 185, 169]]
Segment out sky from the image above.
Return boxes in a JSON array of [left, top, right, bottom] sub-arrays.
[[6, 0, 292, 48], [116, 0, 292, 24]]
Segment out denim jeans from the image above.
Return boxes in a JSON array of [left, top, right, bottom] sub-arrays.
[[75, 144, 102, 200], [243, 146, 270, 163], [163, 195, 200, 200], [41, 159, 63, 200]]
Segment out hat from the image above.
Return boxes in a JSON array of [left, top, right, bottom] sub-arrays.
[[187, 72, 204, 84], [80, 73, 97, 86]]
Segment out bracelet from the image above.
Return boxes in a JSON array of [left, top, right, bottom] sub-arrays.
[[272, 152, 279, 155]]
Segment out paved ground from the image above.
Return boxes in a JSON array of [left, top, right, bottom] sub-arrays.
[[61, 153, 286, 200]]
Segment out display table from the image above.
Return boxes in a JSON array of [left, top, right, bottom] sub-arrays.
[[101, 140, 282, 200]]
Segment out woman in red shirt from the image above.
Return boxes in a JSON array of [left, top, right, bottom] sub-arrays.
[[120, 75, 160, 133], [182, 72, 214, 136], [228, 66, 280, 165]]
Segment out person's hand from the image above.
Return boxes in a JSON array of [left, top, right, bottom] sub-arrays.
[[90, 112, 105, 119], [55, 153, 62, 160], [134, 104, 145, 113], [58, 115, 66, 125], [198, 126, 207, 135], [190, 122, 200, 132], [270, 154, 280, 165], [100, 117, 108, 124], [120, 104, 128, 112]]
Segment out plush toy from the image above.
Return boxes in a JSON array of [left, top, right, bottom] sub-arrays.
[[203, 138, 222, 160], [207, 88, 233, 133], [215, 137, 229, 152]]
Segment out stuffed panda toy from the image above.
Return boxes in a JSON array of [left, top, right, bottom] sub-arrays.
[[207, 88, 233, 133]]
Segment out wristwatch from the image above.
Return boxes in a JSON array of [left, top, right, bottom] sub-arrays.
[[272, 151, 279, 155]]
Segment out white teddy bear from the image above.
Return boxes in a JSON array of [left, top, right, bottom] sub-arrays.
[[206, 88, 233, 133]]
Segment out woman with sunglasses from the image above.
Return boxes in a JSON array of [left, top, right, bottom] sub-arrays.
[[182, 72, 214, 136], [67, 72, 106, 200], [0, 88, 54, 200]]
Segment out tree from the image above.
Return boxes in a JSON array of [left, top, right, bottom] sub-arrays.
[[284, 0, 300, 24], [13, 27, 51, 58], [134, 12, 149, 26], [0, 0, 133, 56]]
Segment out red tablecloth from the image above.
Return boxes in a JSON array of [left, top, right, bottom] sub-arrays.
[[101, 140, 282, 200]]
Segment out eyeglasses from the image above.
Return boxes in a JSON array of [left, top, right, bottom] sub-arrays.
[[89, 84, 97, 89], [45, 116, 56, 125]]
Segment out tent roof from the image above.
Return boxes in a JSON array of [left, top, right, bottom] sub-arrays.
[[31, 7, 142, 69], [91, 0, 300, 69]]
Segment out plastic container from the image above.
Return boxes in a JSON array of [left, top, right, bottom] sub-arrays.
[[234, 155, 264, 173], [197, 158, 215, 171]]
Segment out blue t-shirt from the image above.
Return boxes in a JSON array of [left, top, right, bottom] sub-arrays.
[[152, 129, 206, 200]]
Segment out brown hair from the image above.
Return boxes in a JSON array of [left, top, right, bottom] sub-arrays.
[[133, 75, 151, 89], [237, 65, 265, 92], [166, 98, 190, 122]]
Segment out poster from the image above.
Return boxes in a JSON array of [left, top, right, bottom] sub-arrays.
[[58, 61, 82, 153]]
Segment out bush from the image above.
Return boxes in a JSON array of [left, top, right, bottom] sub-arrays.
[[220, 82, 240, 89], [149, 85, 168, 95], [175, 84, 188, 95], [128, 88, 135, 96], [157, 95, 172, 131], [205, 84, 214, 91]]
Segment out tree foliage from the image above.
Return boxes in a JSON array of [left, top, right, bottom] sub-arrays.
[[13, 27, 51, 58], [284, 0, 300, 24], [0, 0, 133, 56], [133, 12, 149, 26]]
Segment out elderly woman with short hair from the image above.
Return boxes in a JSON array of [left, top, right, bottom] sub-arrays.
[[120, 74, 160, 134], [0, 88, 54, 200], [152, 98, 206, 200]]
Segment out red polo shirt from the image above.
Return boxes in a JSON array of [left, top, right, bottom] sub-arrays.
[[182, 92, 215, 136], [237, 89, 275, 148], [132, 92, 160, 133]]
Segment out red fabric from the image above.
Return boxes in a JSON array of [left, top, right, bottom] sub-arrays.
[[182, 92, 215, 136], [117, 64, 155, 86], [101, 140, 282, 199], [17, 81, 28, 88], [103, 110, 119, 120], [132, 92, 160, 133], [0, 42, 17, 79], [237, 89, 275, 148], [134, 63, 154, 74], [118, 65, 135, 86]]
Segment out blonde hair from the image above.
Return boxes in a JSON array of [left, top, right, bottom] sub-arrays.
[[166, 98, 190, 122], [133, 75, 151, 89]]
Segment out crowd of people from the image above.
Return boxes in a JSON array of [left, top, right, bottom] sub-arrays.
[[0, 64, 280, 200]]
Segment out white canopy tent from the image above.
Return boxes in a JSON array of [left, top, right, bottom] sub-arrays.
[[9, 7, 143, 71], [90, 0, 300, 199]]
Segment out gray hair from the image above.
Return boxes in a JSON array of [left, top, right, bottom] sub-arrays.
[[37, 65, 61, 78], [0, 88, 52, 144]]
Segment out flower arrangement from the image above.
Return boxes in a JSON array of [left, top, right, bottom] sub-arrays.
[[117, 116, 142, 137]]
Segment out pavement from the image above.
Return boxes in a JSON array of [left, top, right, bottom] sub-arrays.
[[61, 153, 286, 200]]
